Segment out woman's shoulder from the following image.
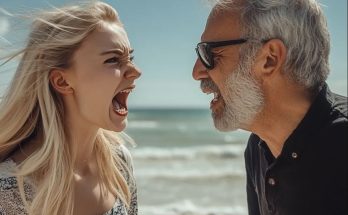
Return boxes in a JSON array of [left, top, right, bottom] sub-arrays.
[[0, 159, 31, 214], [0, 159, 17, 187], [114, 145, 138, 214], [113, 144, 136, 189], [0, 159, 35, 191], [116, 145, 134, 170]]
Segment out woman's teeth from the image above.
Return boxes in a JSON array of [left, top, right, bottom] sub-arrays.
[[112, 99, 128, 116], [112, 88, 133, 116], [119, 89, 133, 93], [115, 108, 127, 114]]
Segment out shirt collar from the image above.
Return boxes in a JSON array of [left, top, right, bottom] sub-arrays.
[[259, 83, 335, 161], [294, 83, 333, 135], [281, 83, 334, 155]]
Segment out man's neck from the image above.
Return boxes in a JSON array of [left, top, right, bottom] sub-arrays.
[[250, 86, 314, 158]]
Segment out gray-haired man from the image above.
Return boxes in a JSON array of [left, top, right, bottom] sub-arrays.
[[192, 0, 347, 214]]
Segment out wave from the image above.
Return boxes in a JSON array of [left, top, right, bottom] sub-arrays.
[[135, 168, 245, 180], [127, 120, 159, 129], [140, 200, 247, 215], [127, 120, 211, 131], [132, 144, 245, 160]]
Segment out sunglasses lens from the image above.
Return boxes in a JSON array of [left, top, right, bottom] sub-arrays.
[[197, 43, 212, 68]]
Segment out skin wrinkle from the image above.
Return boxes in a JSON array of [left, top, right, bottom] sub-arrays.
[[215, 46, 264, 131], [0, 3, 140, 213], [47, 22, 139, 215], [196, 2, 347, 214], [199, 7, 264, 132], [192, 1, 319, 157]]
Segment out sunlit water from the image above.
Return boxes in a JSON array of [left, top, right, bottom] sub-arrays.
[[125, 109, 251, 215]]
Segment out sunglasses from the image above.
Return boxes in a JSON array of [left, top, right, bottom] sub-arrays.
[[195, 39, 248, 70]]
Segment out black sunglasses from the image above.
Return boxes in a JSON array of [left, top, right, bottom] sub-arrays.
[[195, 39, 248, 70]]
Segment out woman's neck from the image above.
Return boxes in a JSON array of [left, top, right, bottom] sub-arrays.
[[64, 113, 100, 175]]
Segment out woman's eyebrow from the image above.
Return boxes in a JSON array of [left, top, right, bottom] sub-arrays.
[[100, 48, 134, 56], [100, 49, 123, 56]]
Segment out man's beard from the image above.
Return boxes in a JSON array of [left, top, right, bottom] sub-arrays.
[[201, 54, 265, 132]]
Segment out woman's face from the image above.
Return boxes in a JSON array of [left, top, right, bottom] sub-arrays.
[[67, 22, 141, 132]]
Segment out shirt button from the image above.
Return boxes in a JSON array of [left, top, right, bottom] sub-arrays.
[[268, 178, 276, 186], [291, 152, 298, 159]]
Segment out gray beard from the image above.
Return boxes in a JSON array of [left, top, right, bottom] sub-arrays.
[[200, 41, 265, 132], [206, 56, 265, 131], [214, 68, 264, 131]]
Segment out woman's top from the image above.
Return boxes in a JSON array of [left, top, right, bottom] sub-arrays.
[[0, 145, 138, 215]]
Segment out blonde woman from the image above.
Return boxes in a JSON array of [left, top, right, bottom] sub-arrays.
[[0, 1, 140, 215]]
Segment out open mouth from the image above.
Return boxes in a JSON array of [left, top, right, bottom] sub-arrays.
[[202, 87, 224, 111], [211, 92, 222, 108], [112, 86, 134, 116]]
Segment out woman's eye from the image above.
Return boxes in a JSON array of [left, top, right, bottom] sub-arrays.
[[130, 56, 135, 62], [104, 57, 119, 64]]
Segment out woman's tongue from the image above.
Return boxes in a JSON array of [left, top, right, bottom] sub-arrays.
[[112, 98, 120, 109], [112, 97, 127, 115]]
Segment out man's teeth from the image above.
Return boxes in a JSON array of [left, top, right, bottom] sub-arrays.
[[212, 92, 220, 102], [214, 92, 218, 99], [204, 90, 213, 95]]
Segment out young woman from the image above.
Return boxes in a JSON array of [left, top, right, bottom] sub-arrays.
[[0, 1, 140, 215]]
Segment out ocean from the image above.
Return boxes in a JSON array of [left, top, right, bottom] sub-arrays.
[[125, 109, 251, 215]]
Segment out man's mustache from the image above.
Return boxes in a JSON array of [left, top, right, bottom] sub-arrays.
[[200, 79, 220, 92]]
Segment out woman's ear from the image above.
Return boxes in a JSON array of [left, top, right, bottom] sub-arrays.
[[49, 69, 73, 95], [253, 39, 287, 79]]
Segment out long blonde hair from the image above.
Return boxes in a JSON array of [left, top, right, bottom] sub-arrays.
[[0, 2, 133, 214]]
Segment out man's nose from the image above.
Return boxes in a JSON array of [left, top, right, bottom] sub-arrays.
[[192, 58, 209, 80]]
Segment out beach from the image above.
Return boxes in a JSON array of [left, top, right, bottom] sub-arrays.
[[125, 109, 250, 215]]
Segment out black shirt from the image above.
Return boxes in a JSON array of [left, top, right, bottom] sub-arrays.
[[245, 84, 348, 215]]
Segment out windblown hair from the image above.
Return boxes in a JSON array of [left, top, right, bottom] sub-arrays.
[[0, 2, 133, 214], [214, 0, 331, 91]]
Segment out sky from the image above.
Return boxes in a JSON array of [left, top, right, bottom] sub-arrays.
[[0, 0, 346, 109]]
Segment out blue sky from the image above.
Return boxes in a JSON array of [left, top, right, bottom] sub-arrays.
[[0, 0, 346, 108]]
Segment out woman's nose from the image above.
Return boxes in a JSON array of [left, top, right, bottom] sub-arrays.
[[124, 64, 141, 80]]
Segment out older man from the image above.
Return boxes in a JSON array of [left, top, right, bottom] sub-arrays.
[[192, 0, 347, 214]]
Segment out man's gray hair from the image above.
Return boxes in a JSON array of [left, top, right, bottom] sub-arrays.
[[215, 0, 330, 91]]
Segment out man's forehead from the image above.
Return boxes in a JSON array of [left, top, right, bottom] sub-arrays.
[[201, 8, 242, 42]]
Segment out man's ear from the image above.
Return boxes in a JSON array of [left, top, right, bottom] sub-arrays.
[[49, 69, 73, 95], [253, 39, 287, 79]]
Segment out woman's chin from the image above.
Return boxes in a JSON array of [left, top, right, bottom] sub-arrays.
[[108, 108, 128, 131], [108, 118, 127, 132]]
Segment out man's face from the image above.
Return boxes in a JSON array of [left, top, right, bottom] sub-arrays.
[[192, 10, 264, 131]]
